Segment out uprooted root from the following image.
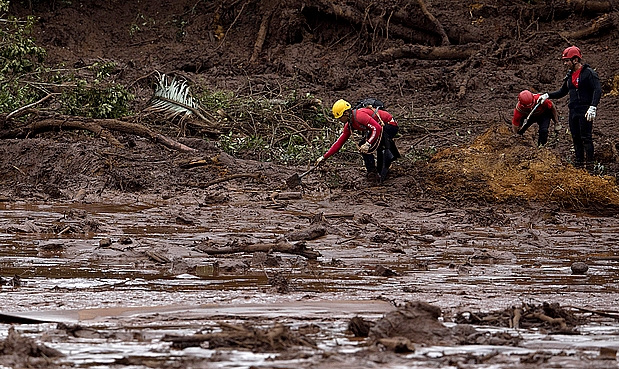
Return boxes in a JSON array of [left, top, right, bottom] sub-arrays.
[[454, 301, 586, 332]]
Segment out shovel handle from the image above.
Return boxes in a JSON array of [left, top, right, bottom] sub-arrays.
[[298, 166, 317, 179], [517, 101, 541, 135]]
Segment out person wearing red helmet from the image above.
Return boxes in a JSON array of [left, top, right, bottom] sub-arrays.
[[315, 99, 400, 183], [512, 90, 558, 146], [537, 45, 602, 168]]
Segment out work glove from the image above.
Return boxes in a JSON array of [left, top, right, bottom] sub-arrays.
[[585, 106, 597, 121], [359, 142, 371, 154], [315, 156, 325, 166], [537, 93, 549, 104]]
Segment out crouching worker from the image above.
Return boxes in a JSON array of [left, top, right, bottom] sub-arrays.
[[512, 89, 558, 147], [315, 99, 400, 183]]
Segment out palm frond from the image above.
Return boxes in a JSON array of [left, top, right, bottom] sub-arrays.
[[147, 72, 207, 121]]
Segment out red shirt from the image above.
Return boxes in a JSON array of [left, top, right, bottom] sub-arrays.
[[511, 93, 553, 127], [571, 67, 582, 88], [324, 108, 396, 159]]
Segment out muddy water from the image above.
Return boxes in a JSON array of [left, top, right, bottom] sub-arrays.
[[1, 195, 619, 368]]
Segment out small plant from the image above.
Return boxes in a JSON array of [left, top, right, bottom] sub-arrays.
[[60, 82, 133, 119], [0, 15, 46, 78], [406, 146, 437, 163], [129, 13, 155, 37]]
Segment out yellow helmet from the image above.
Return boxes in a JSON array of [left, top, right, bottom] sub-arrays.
[[332, 99, 351, 119]]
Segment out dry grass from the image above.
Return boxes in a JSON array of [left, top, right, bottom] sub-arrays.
[[426, 124, 619, 208]]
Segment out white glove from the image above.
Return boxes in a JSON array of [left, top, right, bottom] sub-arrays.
[[537, 93, 549, 104], [585, 106, 597, 121], [359, 142, 371, 154], [315, 156, 325, 166]]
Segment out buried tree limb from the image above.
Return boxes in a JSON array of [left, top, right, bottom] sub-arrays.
[[416, 0, 450, 45], [361, 44, 479, 64], [0, 116, 197, 153], [559, 13, 615, 39], [197, 240, 320, 259]]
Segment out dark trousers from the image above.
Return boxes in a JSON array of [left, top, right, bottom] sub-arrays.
[[569, 110, 594, 164], [362, 124, 400, 180], [520, 113, 551, 146]]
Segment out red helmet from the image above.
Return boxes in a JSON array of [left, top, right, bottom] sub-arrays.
[[518, 90, 535, 109], [562, 46, 582, 60]]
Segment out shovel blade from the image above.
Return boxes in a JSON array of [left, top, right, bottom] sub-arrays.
[[286, 174, 302, 189]]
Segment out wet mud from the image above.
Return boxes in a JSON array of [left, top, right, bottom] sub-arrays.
[[3, 0, 619, 367], [2, 186, 619, 368]]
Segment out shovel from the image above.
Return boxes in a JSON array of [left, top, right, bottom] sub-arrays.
[[286, 166, 317, 189], [517, 101, 541, 135]]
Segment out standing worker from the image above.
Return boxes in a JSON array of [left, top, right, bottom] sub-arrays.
[[315, 99, 400, 183], [538, 46, 602, 168], [512, 89, 558, 147]]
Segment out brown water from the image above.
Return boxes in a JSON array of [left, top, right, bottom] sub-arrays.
[[1, 198, 619, 368]]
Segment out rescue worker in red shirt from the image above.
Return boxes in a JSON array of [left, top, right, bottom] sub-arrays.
[[315, 99, 400, 183], [512, 89, 558, 147], [537, 45, 602, 167]]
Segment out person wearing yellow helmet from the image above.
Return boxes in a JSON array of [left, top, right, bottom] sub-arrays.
[[537, 45, 602, 168], [315, 98, 400, 183]]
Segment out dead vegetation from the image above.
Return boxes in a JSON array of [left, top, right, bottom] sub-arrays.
[[424, 125, 619, 212]]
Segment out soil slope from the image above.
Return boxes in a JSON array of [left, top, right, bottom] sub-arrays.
[[4, 0, 619, 210]]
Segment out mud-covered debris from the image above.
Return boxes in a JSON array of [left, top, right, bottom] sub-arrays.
[[201, 191, 229, 205], [267, 271, 290, 294], [600, 347, 617, 359], [197, 240, 320, 259], [374, 265, 399, 277], [348, 316, 372, 337], [370, 301, 454, 345], [419, 224, 449, 237], [273, 192, 302, 200], [57, 323, 104, 339], [144, 250, 171, 264], [370, 232, 396, 243], [470, 249, 517, 264], [0, 327, 64, 358], [286, 224, 326, 241], [251, 252, 281, 267], [175, 214, 197, 225], [454, 302, 584, 332], [117, 236, 131, 245], [298, 324, 321, 335], [0, 276, 21, 287], [376, 337, 415, 352], [162, 323, 316, 352], [571, 262, 589, 275], [99, 237, 112, 247], [456, 326, 521, 346], [38, 241, 64, 251], [6, 220, 41, 233]]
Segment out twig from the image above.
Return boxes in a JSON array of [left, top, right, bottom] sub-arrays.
[[11, 165, 26, 176], [6, 93, 57, 120], [214, 0, 249, 51]]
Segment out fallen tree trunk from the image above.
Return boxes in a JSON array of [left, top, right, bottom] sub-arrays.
[[361, 44, 479, 64], [311, 0, 455, 45], [568, 0, 614, 13], [197, 241, 320, 259], [560, 13, 616, 39], [0, 116, 197, 153]]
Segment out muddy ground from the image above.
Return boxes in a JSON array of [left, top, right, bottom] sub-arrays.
[[1, 0, 619, 368]]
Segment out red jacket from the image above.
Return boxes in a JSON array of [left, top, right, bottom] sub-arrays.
[[512, 93, 553, 127], [324, 108, 396, 159]]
